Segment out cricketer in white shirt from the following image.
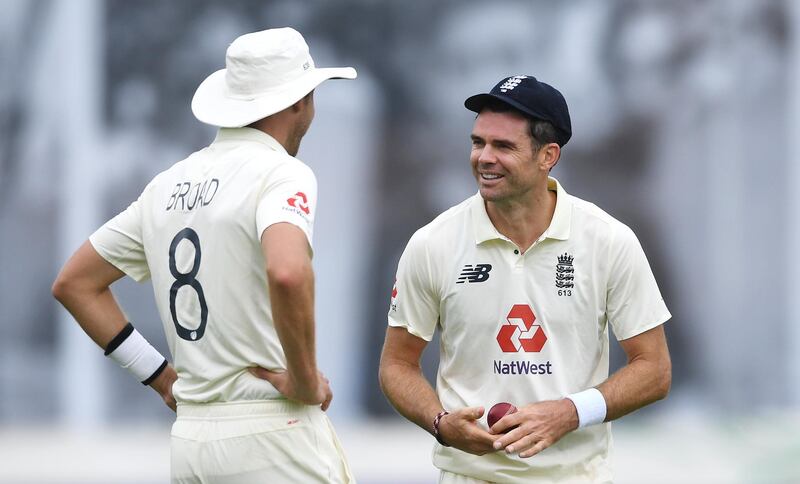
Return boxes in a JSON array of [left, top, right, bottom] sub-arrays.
[[53, 27, 357, 484], [386, 177, 670, 482], [380, 82, 672, 483], [90, 128, 316, 403], [85, 127, 354, 483]]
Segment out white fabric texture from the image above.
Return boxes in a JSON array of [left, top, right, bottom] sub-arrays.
[[171, 400, 354, 483]]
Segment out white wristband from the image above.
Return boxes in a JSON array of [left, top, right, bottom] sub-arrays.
[[566, 388, 607, 428], [104, 323, 167, 385]]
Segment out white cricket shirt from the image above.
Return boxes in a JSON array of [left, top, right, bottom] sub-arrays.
[[388, 177, 671, 483], [91, 128, 317, 404]]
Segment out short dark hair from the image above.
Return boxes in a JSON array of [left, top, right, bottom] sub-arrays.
[[481, 100, 559, 151]]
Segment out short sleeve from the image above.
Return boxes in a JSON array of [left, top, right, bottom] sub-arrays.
[[90, 196, 150, 282], [606, 225, 671, 340], [256, 162, 317, 246], [388, 229, 440, 341]]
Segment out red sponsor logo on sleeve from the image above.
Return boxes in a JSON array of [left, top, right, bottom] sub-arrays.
[[287, 192, 310, 215]]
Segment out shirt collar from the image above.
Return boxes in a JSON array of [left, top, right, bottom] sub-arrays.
[[471, 176, 572, 245], [212, 127, 289, 155]]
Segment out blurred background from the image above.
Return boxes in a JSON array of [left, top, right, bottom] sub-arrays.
[[2, 0, 799, 482]]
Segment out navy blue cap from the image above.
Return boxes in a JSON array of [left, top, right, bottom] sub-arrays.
[[464, 75, 572, 147]]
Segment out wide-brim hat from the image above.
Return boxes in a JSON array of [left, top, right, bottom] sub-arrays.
[[464, 75, 571, 147], [192, 27, 357, 128]]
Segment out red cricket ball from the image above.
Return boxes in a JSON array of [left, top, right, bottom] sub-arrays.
[[487, 402, 518, 429]]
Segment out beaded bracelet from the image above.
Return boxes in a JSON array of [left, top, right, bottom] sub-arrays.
[[433, 410, 450, 447]]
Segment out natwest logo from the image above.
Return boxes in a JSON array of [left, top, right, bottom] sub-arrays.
[[496, 304, 547, 353], [287, 192, 310, 215]]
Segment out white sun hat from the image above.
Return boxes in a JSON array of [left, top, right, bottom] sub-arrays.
[[191, 27, 357, 127]]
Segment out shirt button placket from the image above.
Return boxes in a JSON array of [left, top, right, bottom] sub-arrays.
[[513, 247, 524, 271]]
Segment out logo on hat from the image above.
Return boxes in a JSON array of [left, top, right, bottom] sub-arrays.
[[496, 304, 547, 353], [499, 75, 528, 93]]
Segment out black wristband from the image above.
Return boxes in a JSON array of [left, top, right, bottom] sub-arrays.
[[104, 322, 134, 355], [433, 410, 450, 447], [141, 358, 168, 386]]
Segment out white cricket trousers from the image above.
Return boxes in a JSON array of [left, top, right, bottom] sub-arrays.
[[439, 471, 493, 484], [171, 400, 354, 483]]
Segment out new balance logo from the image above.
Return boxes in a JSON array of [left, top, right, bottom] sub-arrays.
[[456, 264, 492, 284]]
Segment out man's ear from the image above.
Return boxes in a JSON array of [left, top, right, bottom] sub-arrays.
[[540, 143, 561, 171]]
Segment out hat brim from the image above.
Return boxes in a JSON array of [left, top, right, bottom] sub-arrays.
[[464, 92, 541, 120], [192, 66, 357, 128]]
